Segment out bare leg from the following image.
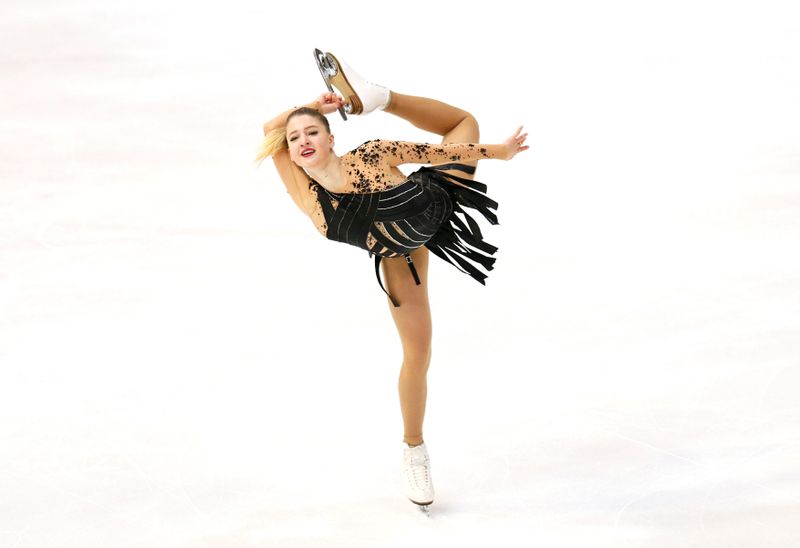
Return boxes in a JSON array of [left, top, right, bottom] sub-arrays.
[[384, 92, 481, 175], [381, 92, 480, 446], [382, 246, 432, 446]]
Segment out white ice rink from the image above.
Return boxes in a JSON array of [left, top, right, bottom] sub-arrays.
[[1, 1, 799, 546]]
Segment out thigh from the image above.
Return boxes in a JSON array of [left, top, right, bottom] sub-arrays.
[[381, 246, 432, 361]]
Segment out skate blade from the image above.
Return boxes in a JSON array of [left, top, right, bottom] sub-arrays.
[[312, 48, 363, 119], [410, 500, 432, 517], [313, 48, 348, 121]]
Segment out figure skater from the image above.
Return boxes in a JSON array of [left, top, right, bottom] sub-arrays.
[[256, 50, 528, 513]]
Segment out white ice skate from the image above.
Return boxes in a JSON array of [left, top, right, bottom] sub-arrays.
[[403, 442, 434, 516], [313, 48, 391, 120]]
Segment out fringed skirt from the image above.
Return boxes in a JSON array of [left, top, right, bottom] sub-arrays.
[[314, 163, 499, 307]]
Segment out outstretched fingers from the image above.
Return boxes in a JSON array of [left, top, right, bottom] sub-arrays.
[[503, 126, 530, 160]]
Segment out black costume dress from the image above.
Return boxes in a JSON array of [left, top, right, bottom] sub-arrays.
[[310, 162, 500, 307]]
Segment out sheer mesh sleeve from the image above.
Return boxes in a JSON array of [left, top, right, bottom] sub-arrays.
[[356, 139, 500, 167], [339, 139, 501, 193]]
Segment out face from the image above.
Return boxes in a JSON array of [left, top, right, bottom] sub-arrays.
[[286, 114, 334, 168]]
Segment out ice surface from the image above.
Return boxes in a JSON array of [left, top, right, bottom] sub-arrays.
[[1, 1, 798, 547]]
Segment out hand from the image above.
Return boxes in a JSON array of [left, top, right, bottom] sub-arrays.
[[314, 92, 345, 115], [501, 126, 530, 160]]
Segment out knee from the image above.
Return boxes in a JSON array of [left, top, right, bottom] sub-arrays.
[[460, 113, 480, 141], [402, 345, 432, 374]]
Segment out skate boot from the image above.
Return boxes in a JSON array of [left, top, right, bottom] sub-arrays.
[[402, 442, 434, 515], [313, 48, 391, 120]]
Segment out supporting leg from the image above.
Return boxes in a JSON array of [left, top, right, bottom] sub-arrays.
[[381, 246, 432, 446]]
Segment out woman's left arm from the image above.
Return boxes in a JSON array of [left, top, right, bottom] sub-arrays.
[[365, 127, 529, 167]]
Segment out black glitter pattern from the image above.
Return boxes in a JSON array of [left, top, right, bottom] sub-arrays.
[[308, 139, 494, 243]]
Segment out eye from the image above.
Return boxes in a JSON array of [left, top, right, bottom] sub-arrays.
[[288, 136, 297, 142], [309, 131, 318, 136]]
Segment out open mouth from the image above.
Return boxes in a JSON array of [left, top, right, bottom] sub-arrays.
[[301, 148, 315, 158]]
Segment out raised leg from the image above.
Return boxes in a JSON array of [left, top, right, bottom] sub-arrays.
[[384, 92, 481, 177]]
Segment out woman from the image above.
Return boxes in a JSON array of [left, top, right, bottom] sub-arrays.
[[256, 51, 528, 512]]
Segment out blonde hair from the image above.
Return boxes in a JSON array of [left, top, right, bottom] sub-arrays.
[[254, 127, 288, 165]]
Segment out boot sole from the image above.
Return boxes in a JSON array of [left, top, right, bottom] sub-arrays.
[[313, 49, 364, 116]]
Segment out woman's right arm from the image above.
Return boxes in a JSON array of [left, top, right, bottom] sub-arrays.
[[261, 100, 321, 216], [261, 95, 345, 216], [271, 148, 317, 215], [262, 100, 318, 135]]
